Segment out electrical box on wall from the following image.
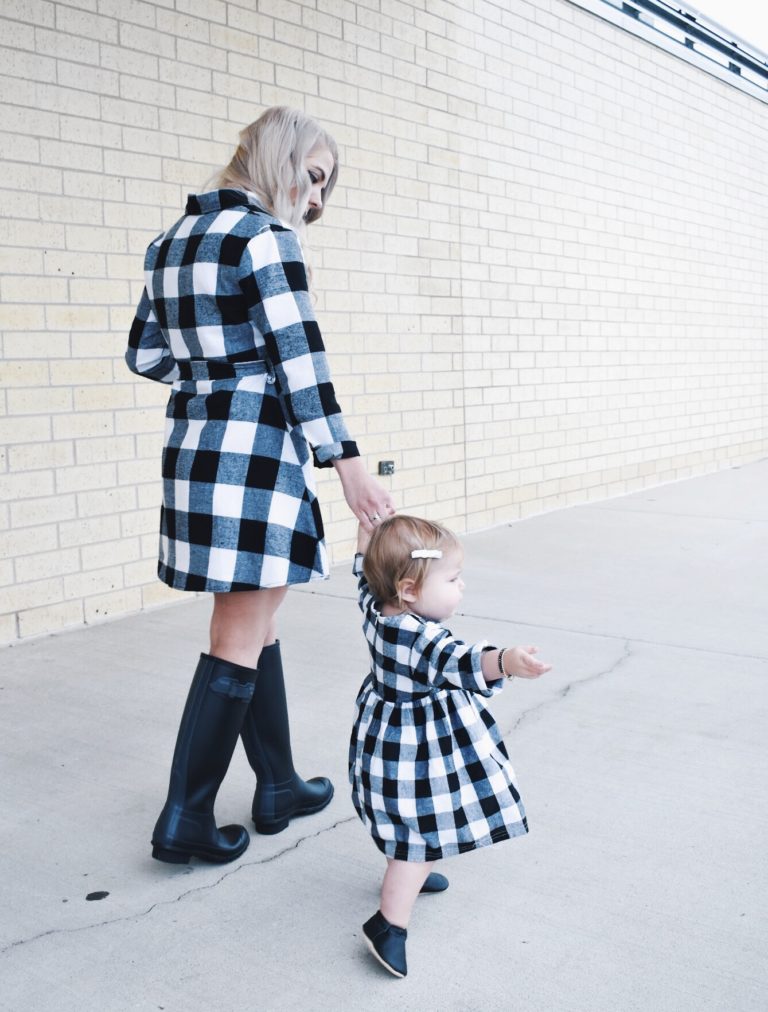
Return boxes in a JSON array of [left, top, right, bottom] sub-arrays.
[[378, 461, 395, 476]]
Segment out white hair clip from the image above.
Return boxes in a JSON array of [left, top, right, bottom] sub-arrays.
[[410, 549, 442, 559]]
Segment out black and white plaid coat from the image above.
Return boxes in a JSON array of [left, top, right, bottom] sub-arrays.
[[348, 556, 528, 862], [126, 189, 358, 592]]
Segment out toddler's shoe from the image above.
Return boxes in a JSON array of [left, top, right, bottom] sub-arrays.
[[362, 910, 407, 978], [420, 872, 449, 893]]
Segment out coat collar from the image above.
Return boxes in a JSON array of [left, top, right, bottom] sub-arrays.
[[185, 189, 269, 215]]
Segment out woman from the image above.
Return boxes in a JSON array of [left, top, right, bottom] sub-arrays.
[[126, 107, 394, 865]]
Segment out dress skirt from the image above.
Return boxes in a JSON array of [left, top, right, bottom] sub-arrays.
[[349, 674, 529, 862], [158, 359, 328, 592]]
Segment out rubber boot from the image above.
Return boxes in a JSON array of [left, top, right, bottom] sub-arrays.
[[151, 653, 259, 864], [240, 640, 334, 834]]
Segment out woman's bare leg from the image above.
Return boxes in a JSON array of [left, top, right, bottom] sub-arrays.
[[380, 858, 431, 928], [209, 586, 288, 669]]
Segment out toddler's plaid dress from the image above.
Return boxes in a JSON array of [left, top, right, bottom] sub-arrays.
[[349, 555, 528, 862], [126, 189, 358, 591]]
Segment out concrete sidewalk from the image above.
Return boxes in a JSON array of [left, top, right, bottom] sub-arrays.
[[1, 461, 766, 1011]]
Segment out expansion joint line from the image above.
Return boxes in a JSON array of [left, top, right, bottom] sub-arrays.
[[0, 815, 358, 956]]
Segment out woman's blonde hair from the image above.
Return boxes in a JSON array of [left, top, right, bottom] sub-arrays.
[[363, 515, 461, 608], [210, 106, 339, 230]]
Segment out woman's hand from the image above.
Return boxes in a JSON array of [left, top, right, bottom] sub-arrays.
[[333, 457, 395, 532]]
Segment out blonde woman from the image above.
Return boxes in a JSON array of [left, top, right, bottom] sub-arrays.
[[127, 107, 394, 865]]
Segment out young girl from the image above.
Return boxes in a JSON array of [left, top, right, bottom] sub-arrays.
[[349, 515, 551, 978]]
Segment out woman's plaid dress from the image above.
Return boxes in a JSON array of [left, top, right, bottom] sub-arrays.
[[126, 189, 358, 592], [349, 556, 528, 862]]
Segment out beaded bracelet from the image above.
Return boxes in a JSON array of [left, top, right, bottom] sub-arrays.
[[497, 647, 515, 680]]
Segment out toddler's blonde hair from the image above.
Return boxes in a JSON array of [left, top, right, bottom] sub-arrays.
[[363, 515, 461, 608]]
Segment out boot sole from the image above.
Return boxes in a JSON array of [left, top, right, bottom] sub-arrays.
[[252, 787, 334, 835], [151, 836, 250, 865]]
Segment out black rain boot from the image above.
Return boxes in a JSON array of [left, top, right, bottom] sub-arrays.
[[240, 640, 334, 835], [151, 653, 259, 864]]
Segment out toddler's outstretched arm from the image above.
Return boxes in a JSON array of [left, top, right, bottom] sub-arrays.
[[481, 645, 551, 684]]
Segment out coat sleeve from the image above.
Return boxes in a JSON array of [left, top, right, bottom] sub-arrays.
[[239, 224, 359, 466], [414, 622, 500, 697], [125, 286, 179, 384]]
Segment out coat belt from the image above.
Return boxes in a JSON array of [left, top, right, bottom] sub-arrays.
[[176, 359, 270, 380]]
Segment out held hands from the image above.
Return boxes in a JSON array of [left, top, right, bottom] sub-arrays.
[[503, 645, 552, 679], [333, 457, 395, 533]]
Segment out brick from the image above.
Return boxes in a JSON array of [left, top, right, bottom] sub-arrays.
[[81, 536, 140, 570], [6, 380, 67, 417], [158, 107, 212, 139], [7, 438, 73, 472], [22, 547, 81, 582], [103, 201, 164, 231], [176, 37, 227, 69], [100, 96, 159, 130], [0, 17, 35, 50], [0, 577, 64, 616], [58, 122, 121, 155], [84, 586, 144, 624], [54, 461, 117, 494], [52, 413, 113, 440], [118, 21, 175, 57], [17, 599, 84, 640], [156, 9, 211, 42], [3, 275, 68, 304], [141, 580, 185, 608], [100, 42, 158, 78], [45, 306, 109, 331], [10, 492, 76, 527], [57, 60, 119, 96], [74, 436, 135, 466], [55, 5, 117, 42], [63, 567, 124, 600], [0, 44, 56, 82], [77, 486, 137, 518], [159, 57, 212, 92], [58, 515, 121, 549], [120, 507, 158, 538], [177, 0, 225, 21]]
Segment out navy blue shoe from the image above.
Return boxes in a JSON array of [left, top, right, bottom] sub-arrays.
[[420, 872, 449, 894], [363, 911, 407, 978]]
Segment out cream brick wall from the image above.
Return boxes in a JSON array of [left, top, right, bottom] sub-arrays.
[[1, 0, 765, 644]]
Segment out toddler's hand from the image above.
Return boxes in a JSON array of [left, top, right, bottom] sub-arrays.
[[506, 645, 551, 679]]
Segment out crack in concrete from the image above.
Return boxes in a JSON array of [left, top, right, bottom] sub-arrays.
[[0, 814, 358, 956], [506, 638, 633, 735]]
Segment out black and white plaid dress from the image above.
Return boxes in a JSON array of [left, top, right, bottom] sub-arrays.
[[126, 189, 358, 592], [348, 556, 528, 862]]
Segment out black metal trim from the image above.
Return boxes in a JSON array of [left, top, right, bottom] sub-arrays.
[[631, 0, 768, 80]]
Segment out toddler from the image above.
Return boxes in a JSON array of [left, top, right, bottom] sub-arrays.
[[349, 515, 551, 978]]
